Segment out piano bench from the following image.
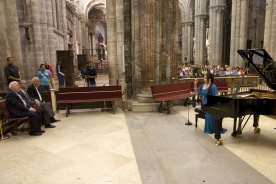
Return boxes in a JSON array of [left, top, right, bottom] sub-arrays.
[[194, 107, 205, 128]]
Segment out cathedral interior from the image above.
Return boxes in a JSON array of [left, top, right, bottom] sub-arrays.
[[1, 0, 276, 183]]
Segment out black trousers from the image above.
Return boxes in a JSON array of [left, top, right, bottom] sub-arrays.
[[24, 111, 42, 133]]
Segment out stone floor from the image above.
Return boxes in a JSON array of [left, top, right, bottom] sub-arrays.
[[1, 105, 276, 184], [1, 74, 276, 183]]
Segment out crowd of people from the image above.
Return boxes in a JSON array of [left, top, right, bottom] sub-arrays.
[[4, 57, 60, 136], [177, 63, 251, 78]]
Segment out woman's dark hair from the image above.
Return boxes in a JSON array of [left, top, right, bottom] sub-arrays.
[[205, 72, 214, 84]]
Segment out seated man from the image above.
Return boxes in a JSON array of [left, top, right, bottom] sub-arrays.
[[18, 80, 55, 128], [27, 77, 60, 123], [5, 81, 42, 136]]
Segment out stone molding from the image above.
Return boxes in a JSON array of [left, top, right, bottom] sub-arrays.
[[195, 14, 208, 19], [54, 28, 65, 37], [19, 22, 32, 28], [183, 21, 194, 27]]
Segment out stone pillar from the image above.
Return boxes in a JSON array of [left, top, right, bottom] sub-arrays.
[[0, 0, 23, 91], [269, 1, 276, 58], [51, 0, 57, 28], [107, 0, 118, 85], [181, 23, 187, 63], [194, 15, 199, 63], [199, 14, 207, 65], [116, 0, 125, 89], [214, 5, 225, 65], [30, 0, 43, 66], [187, 22, 193, 63], [209, 5, 215, 65], [234, 0, 241, 65], [62, 0, 68, 50], [237, 0, 249, 67], [264, 0, 272, 54], [40, 1, 50, 62], [46, 0, 56, 75], [229, 0, 237, 67]]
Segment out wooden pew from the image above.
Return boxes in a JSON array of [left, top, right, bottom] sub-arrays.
[[151, 82, 196, 114], [56, 86, 123, 117], [214, 81, 231, 94], [0, 100, 30, 135]]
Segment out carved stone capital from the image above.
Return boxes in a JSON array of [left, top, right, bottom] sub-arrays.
[[182, 22, 193, 27], [198, 14, 208, 19], [186, 22, 194, 27], [215, 4, 226, 13]]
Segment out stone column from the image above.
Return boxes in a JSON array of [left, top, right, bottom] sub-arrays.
[[199, 14, 207, 65], [237, 0, 249, 67], [0, 0, 23, 91], [181, 23, 187, 63], [263, 0, 272, 54], [30, 0, 43, 66], [194, 15, 199, 63], [46, 0, 56, 75], [51, 0, 57, 28], [40, 1, 49, 62], [107, 0, 118, 85], [214, 5, 225, 65], [234, 0, 241, 65], [187, 22, 193, 63], [116, 0, 125, 88], [209, 5, 216, 65], [229, 0, 237, 67], [62, 0, 68, 50], [269, 1, 276, 58]]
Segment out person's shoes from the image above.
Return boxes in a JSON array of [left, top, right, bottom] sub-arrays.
[[45, 124, 56, 128], [50, 117, 60, 123], [39, 130, 45, 133], [30, 132, 42, 136]]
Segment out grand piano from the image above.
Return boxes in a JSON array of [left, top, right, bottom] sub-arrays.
[[201, 49, 276, 145]]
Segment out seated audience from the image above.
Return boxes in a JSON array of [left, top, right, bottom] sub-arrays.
[[18, 80, 56, 128], [27, 77, 60, 123], [5, 81, 43, 136]]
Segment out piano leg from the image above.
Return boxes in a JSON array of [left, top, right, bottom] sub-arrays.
[[253, 115, 261, 133], [214, 118, 223, 146], [231, 117, 238, 137]]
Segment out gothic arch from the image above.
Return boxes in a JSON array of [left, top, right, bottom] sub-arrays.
[[84, 0, 106, 22]]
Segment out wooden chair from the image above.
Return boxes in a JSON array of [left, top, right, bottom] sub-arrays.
[[0, 100, 30, 135]]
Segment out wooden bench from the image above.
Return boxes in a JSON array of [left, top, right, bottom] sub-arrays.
[[0, 100, 30, 136], [214, 81, 231, 94], [57, 86, 123, 117], [151, 82, 196, 114]]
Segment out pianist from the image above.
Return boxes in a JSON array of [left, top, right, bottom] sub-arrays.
[[194, 72, 227, 134]]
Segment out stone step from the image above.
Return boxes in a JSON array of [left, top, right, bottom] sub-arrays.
[[131, 101, 159, 112]]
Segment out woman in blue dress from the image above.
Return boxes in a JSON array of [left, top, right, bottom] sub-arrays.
[[194, 72, 227, 134]]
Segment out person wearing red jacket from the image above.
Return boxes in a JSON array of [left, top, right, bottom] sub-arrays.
[[45, 61, 55, 89]]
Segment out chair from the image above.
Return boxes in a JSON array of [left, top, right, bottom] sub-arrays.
[[194, 107, 205, 128], [0, 100, 30, 135]]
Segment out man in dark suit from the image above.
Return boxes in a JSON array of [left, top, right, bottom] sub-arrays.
[[5, 81, 42, 136], [27, 77, 60, 123], [18, 80, 55, 128]]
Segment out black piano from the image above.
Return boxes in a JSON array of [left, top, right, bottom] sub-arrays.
[[202, 49, 276, 145]]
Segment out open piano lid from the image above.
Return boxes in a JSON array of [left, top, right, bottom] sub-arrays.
[[237, 49, 276, 90]]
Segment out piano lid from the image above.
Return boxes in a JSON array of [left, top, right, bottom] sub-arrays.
[[237, 49, 276, 90]]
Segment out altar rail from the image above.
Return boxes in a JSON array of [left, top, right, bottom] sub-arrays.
[[178, 76, 271, 93]]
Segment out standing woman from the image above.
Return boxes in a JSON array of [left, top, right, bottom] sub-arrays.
[[194, 72, 227, 134]]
